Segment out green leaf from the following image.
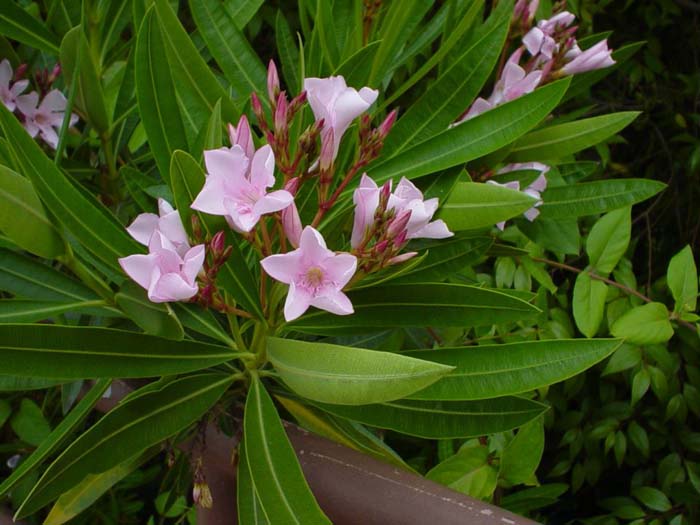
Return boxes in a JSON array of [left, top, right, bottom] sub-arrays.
[[275, 10, 301, 94], [611, 303, 674, 345], [11, 399, 51, 446], [173, 303, 234, 346], [368, 79, 571, 185], [507, 112, 640, 162], [60, 28, 110, 134], [499, 417, 545, 485], [0, 165, 64, 258], [16, 374, 232, 518], [405, 339, 621, 400], [243, 377, 331, 524], [44, 448, 158, 525], [190, 0, 267, 102], [668, 245, 697, 313], [572, 273, 607, 338], [276, 395, 412, 472], [0, 105, 141, 272], [267, 337, 453, 405], [602, 344, 642, 376], [0, 299, 109, 323], [586, 207, 631, 275], [0, 1, 60, 53], [426, 442, 497, 499], [538, 179, 666, 219], [288, 283, 540, 335], [627, 421, 649, 458], [0, 399, 9, 427], [315, 396, 549, 439], [0, 377, 65, 391], [226, 0, 264, 29], [438, 182, 538, 231], [0, 249, 97, 303], [631, 486, 672, 512], [135, 8, 189, 183], [154, 0, 239, 134], [0, 324, 241, 379], [365, 0, 433, 86], [382, 0, 511, 156], [115, 281, 184, 340], [394, 235, 492, 284], [237, 438, 270, 525], [0, 380, 109, 498], [170, 151, 263, 318]]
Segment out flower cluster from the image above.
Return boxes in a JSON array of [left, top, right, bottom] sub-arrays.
[[0, 59, 77, 149], [119, 64, 454, 322], [458, 3, 615, 122]]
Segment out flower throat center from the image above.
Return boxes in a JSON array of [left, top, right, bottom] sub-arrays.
[[304, 266, 324, 288]]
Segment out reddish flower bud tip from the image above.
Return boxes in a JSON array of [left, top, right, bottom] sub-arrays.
[[251, 92, 263, 115], [386, 209, 412, 239], [284, 177, 301, 195], [378, 109, 398, 138], [14, 63, 28, 80], [380, 181, 391, 202], [388, 251, 417, 266], [319, 127, 335, 172], [393, 229, 408, 248], [267, 60, 280, 102], [210, 231, 226, 253], [274, 92, 288, 132], [374, 239, 389, 254]]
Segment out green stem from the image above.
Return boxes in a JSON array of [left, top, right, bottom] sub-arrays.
[[226, 312, 248, 353]]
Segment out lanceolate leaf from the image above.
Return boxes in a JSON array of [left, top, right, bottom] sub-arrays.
[[0, 105, 141, 271], [507, 112, 640, 162], [368, 79, 571, 185], [237, 438, 270, 525], [0, 377, 65, 391], [244, 377, 331, 524], [0, 324, 242, 379], [267, 338, 453, 405], [0, 165, 64, 259], [538, 179, 666, 219], [0, 380, 111, 498], [289, 283, 540, 335], [16, 374, 233, 518], [438, 182, 538, 232], [115, 281, 185, 340], [0, 1, 60, 53], [0, 299, 110, 323], [135, 8, 189, 183], [315, 396, 549, 439], [405, 339, 622, 400]]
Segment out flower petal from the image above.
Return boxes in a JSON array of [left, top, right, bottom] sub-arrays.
[[249, 145, 276, 190], [149, 273, 198, 302], [119, 253, 157, 290], [321, 253, 357, 288], [284, 281, 313, 321], [182, 245, 205, 284], [299, 226, 333, 264], [261, 252, 302, 284], [311, 289, 354, 316], [252, 189, 293, 216], [126, 213, 160, 245], [204, 146, 249, 180], [191, 173, 229, 215]]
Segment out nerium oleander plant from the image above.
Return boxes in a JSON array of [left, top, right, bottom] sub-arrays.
[[0, 0, 690, 523]]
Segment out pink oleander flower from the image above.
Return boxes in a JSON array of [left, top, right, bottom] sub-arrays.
[[261, 226, 357, 321], [281, 179, 303, 248], [126, 198, 190, 257], [304, 76, 378, 161], [0, 59, 28, 112], [191, 145, 293, 233], [514, 0, 539, 25], [489, 163, 549, 229], [561, 39, 615, 75], [15, 89, 77, 149], [459, 50, 543, 122], [119, 231, 205, 303], [523, 11, 576, 59], [351, 174, 453, 248]]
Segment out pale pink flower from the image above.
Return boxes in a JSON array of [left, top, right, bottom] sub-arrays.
[[561, 39, 615, 75], [0, 59, 28, 112], [191, 145, 293, 233], [119, 231, 204, 303], [489, 164, 549, 229], [261, 226, 357, 321], [523, 11, 576, 60], [304, 76, 378, 161], [351, 174, 452, 248], [514, 0, 539, 25], [126, 199, 190, 257], [15, 89, 77, 149]]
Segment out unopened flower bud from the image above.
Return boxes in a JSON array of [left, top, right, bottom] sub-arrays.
[[288, 90, 307, 118], [393, 229, 408, 248], [191, 215, 203, 242], [49, 63, 61, 83], [386, 209, 411, 239], [193, 482, 213, 509], [319, 127, 335, 172], [14, 63, 28, 81], [281, 202, 302, 248], [199, 284, 214, 306], [378, 181, 391, 211], [274, 92, 288, 133], [228, 115, 254, 158], [267, 60, 280, 103], [250, 92, 266, 128], [284, 177, 301, 196], [210, 231, 226, 255], [388, 252, 418, 266], [374, 239, 389, 254], [377, 109, 398, 140]]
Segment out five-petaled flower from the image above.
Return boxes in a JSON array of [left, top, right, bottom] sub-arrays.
[[126, 198, 191, 257], [261, 227, 357, 321], [16, 89, 77, 149], [191, 144, 293, 233], [0, 59, 28, 112], [304, 76, 378, 162]]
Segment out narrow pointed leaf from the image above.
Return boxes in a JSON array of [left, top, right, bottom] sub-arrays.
[[16, 374, 233, 518], [0, 2, 59, 53], [315, 397, 549, 439], [267, 338, 453, 405], [237, 438, 270, 525], [115, 281, 185, 340], [244, 377, 330, 524], [0, 299, 110, 323], [406, 339, 622, 400], [0, 324, 241, 379]]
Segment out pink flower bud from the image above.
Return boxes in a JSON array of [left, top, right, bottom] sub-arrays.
[[386, 209, 412, 239], [274, 92, 288, 132], [374, 239, 389, 254], [281, 201, 302, 248], [393, 229, 408, 248], [250, 92, 265, 125], [227, 114, 254, 159], [14, 63, 28, 81], [561, 39, 615, 75], [319, 127, 335, 172], [284, 177, 301, 196], [210, 231, 226, 254], [388, 252, 418, 266], [289, 90, 307, 118], [267, 60, 280, 103], [377, 109, 398, 140]]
